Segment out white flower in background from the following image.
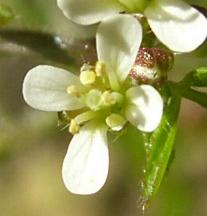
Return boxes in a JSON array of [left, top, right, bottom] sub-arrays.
[[57, 0, 207, 52], [22, 14, 163, 195]]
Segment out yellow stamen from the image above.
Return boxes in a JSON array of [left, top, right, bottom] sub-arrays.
[[95, 61, 105, 77], [69, 119, 80, 134], [80, 70, 96, 85], [105, 113, 126, 131]]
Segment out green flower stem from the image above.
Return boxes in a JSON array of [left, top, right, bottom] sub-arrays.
[[181, 67, 207, 87], [170, 81, 207, 109], [180, 88, 207, 108]]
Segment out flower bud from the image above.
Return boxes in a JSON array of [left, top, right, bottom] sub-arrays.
[[130, 48, 174, 84]]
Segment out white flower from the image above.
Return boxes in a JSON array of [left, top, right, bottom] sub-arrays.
[[57, 0, 207, 52], [22, 14, 163, 195]]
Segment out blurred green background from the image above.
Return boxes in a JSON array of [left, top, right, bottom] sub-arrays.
[[0, 0, 207, 215]]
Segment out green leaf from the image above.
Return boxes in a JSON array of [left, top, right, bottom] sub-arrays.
[[140, 90, 181, 209], [0, 29, 77, 69], [0, 4, 13, 25], [182, 67, 207, 87]]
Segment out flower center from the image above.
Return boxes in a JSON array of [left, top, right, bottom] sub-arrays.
[[85, 89, 102, 111], [63, 61, 128, 134]]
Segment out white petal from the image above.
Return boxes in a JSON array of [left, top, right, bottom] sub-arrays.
[[57, 0, 123, 25], [125, 85, 163, 132], [145, 0, 207, 52], [97, 14, 142, 82], [62, 122, 109, 195], [23, 65, 84, 111]]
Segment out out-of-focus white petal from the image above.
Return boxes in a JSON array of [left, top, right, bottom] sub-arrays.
[[125, 85, 163, 132], [57, 0, 123, 25], [23, 65, 84, 112], [97, 14, 142, 82], [145, 0, 207, 52], [62, 122, 109, 195]]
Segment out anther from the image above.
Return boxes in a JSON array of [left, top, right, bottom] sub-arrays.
[[69, 119, 80, 134], [105, 113, 126, 131], [80, 70, 96, 85], [95, 61, 105, 77]]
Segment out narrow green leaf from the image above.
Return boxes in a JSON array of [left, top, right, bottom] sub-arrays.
[[182, 67, 207, 87], [140, 91, 181, 208]]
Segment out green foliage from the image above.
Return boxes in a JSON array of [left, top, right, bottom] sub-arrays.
[[141, 89, 181, 208], [141, 64, 207, 208], [182, 67, 207, 87], [0, 4, 13, 25], [170, 67, 207, 109]]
